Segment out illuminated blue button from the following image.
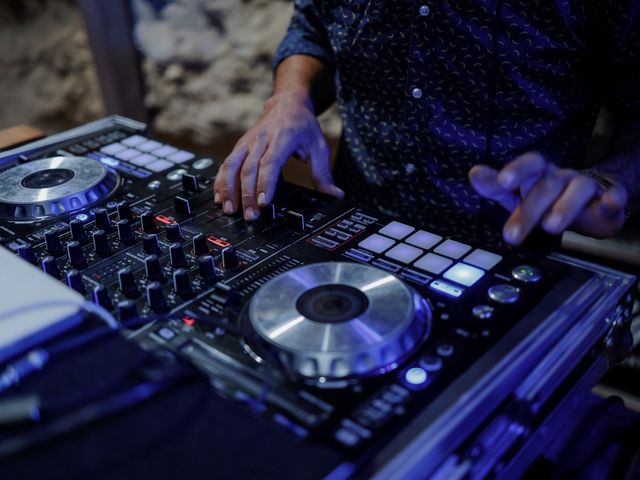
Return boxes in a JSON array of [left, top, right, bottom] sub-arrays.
[[379, 221, 415, 239], [443, 263, 485, 287], [129, 153, 157, 167], [430, 280, 464, 298], [488, 284, 520, 304], [385, 243, 424, 264], [152, 145, 178, 158], [405, 367, 428, 385], [434, 239, 472, 259], [511, 265, 542, 283], [115, 148, 141, 161], [121, 134, 148, 147], [358, 233, 396, 253], [157, 327, 175, 340], [414, 253, 452, 274], [147, 159, 174, 172], [99, 156, 119, 168], [464, 249, 502, 270], [167, 150, 195, 164], [138, 140, 163, 152], [100, 142, 126, 156], [405, 230, 442, 250]]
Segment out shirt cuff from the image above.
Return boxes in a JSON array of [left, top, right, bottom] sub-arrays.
[[272, 38, 335, 71]]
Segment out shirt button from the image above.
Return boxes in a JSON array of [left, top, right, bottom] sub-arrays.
[[405, 163, 417, 174], [419, 5, 430, 16], [411, 87, 423, 99]]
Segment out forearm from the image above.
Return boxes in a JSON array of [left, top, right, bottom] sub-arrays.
[[592, 122, 640, 210], [272, 55, 335, 115]]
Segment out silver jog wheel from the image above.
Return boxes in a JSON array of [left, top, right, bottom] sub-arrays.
[[248, 262, 431, 381], [0, 156, 119, 221]]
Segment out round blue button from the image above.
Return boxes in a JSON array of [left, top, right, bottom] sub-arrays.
[[405, 367, 428, 385]]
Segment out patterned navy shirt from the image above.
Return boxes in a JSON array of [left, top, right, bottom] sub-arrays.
[[274, 1, 640, 240]]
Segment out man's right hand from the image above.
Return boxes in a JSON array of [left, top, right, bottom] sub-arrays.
[[213, 91, 344, 221]]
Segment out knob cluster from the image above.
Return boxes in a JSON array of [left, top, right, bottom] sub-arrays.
[[23, 203, 239, 320]]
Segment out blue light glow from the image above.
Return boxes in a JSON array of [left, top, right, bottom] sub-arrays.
[[405, 367, 428, 385], [434, 239, 472, 259], [405, 230, 443, 250], [379, 221, 415, 239], [443, 263, 485, 287], [385, 243, 424, 264], [430, 280, 464, 298], [414, 253, 453, 274], [358, 234, 396, 253], [464, 249, 502, 270]]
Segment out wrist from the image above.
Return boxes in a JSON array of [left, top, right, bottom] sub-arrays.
[[264, 90, 315, 114]]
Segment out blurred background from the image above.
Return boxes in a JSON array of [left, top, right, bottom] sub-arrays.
[[0, 0, 341, 183]]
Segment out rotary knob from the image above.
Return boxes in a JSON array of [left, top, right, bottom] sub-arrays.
[[144, 254, 164, 281], [143, 233, 162, 255], [93, 208, 112, 232], [170, 243, 187, 268], [117, 300, 138, 321], [67, 241, 87, 268], [44, 230, 63, 255], [165, 223, 183, 243], [117, 219, 135, 245], [92, 229, 111, 257], [17, 243, 36, 264], [140, 212, 157, 233], [66, 269, 86, 294], [192, 233, 209, 256], [198, 255, 217, 283], [93, 285, 113, 310], [41, 256, 61, 279], [118, 267, 139, 298], [117, 201, 133, 221], [173, 269, 193, 299], [221, 246, 239, 270], [146, 282, 168, 312], [69, 219, 88, 242]]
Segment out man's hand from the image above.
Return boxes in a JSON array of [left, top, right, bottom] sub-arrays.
[[469, 152, 628, 245], [213, 91, 344, 221]]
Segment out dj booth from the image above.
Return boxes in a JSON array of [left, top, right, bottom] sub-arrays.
[[0, 116, 637, 479]]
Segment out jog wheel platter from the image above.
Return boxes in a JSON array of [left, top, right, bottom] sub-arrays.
[[248, 262, 432, 382], [0, 156, 119, 221]]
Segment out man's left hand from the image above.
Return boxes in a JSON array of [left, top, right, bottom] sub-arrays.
[[469, 152, 628, 245]]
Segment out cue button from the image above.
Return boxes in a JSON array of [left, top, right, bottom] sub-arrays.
[[488, 284, 520, 304], [512, 265, 542, 283]]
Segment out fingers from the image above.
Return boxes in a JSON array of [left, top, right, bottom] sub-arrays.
[[599, 185, 628, 219], [239, 135, 268, 220], [541, 175, 599, 234], [469, 165, 519, 211], [571, 184, 628, 238], [309, 137, 344, 199], [502, 172, 567, 245], [214, 143, 249, 214], [496, 151, 547, 191], [256, 136, 299, 208]]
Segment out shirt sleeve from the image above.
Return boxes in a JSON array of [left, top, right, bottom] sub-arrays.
[[601, 3, 640, 122], [272, 0, 335, 70]]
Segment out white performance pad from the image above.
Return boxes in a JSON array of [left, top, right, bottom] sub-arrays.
[[0, 247, 85, 362]]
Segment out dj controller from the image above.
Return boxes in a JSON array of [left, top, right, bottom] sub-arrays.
[[0, 116, 637, 479]]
